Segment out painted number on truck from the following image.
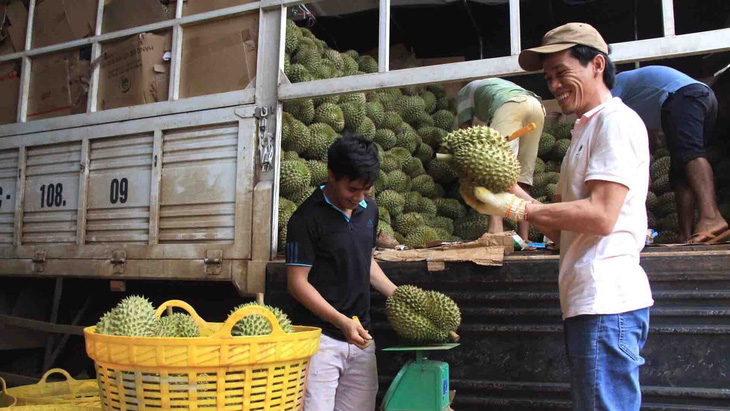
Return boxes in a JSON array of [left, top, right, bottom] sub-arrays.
[[109, 178, 129, 204], [39, 183, 66, 207], [0, 181, 16, 212]]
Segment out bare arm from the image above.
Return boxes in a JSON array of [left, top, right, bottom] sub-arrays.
[[370, 254, 397, 298], [287, 265, 371, 349], [526, 180, 628, 236]]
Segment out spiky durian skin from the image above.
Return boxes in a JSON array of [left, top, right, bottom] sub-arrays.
[[280, 160, 311, 197], [537, 133, 556, 158], [385, 285, 460, 343], [377, 190, 406, 217], [404, 225, 440, 248], [97, 295, 160, 337], [230, 302, 293, 336], [314, 103, 345, 132], [444, 126, 520, 193], [160, 313, 201, 338]]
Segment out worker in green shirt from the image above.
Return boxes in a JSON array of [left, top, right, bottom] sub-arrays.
[[456, 78, 546, 240]]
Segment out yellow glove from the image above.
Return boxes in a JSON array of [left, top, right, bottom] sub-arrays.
[[460, 185, 529, 222]]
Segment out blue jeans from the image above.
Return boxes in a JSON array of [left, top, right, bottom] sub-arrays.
[[564, 308, 650, 411]]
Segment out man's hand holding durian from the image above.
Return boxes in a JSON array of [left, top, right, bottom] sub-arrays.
[[459, 184, 530, 222]]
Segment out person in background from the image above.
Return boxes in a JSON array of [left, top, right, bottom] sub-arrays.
[[611, 65, 728, 243], [286, 134, 398, 411], [460, 23, 653, 410], [455, 78, 545, 241]]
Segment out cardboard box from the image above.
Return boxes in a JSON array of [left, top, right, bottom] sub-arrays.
[[27, 48, 91, 120], [102, 0, 171, 34], [0, 61, 19, 124], [184, 0, 256, 16], [28, 53, 71, 120], [180, 13, 257, 98], [32, 0, 96, 49], [0, 0, 28, 54], [99, 32, 171, 110]]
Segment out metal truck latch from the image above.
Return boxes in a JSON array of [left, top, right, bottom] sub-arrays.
[[254, 106, 275, 173], [204, 250, 223, 275], [32, 250, 47, 273], [110, 250, 127, 274]]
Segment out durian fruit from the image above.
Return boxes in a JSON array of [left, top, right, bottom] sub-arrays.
[[656, 192, 676, 217], [377, 190, 406, 217], [545, 160, 561, 173], [285, 20, 302, 54], [404, 225, 439, 248], [230, 302, 293, 336], [305, 123, 339, 160], [652, 175, 671, 195], [403, 191, 424, 214], [432, 110, 455, 131], [289, 186, 315, 206], [417, 196, 438, 217], [285, 64, 313, 83], [283, 99, 315, 125], [394, 212, 427, 237], [538, 133, 556, 158], [341, 53, 359, 76], [434, 198, 467, 220], [412, 174, 437, 197], [428, 158, 458, 184], [386, 285, 460, 343], [96, 295, 160, 337], [454, 209, 491, 240], [403, 156, 426, 178], [282, 113, 312, 155], [396, 95, 426, 124], [551, 139, 571, 161], [382, 111, 404, 131], [306, 160, 328, 187], [650, 156, 671, 181], [385, 170, 412, 192], [314, 103, 345, 132], [280, 160, 311, 197], [426, 215, 454, 235], [534, 157, 546, 174], [160, 313, 201, 338], [414, 143, 434, 167], [366, 102, 385, 127], [378, 220, 396, 238], [340, 101, 366, 131], [278, 197, 297, 249], [374, 129, 397, 150], [440, 126, 521, 193], [357, 55, 378, 73], [379, 206, 391, 225], [553, 121, 574, 140]]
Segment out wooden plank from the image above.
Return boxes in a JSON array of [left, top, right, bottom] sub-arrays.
[[76, 139, 90, 245], [12, 147, 25, 246], [233, 118, 255, 259], [0, 314, 84, 336], [148, 130, 163, 245]]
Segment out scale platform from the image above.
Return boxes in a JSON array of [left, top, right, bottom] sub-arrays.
[[381, 343, 460, 411]]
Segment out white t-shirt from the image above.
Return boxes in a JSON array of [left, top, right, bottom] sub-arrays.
[[556, 97, 654, 319]]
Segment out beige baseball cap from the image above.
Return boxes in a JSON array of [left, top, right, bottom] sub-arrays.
[[518, 22, 609, 71]]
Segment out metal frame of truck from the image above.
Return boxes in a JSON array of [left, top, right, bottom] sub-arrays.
[[0, 0, 728, 295]]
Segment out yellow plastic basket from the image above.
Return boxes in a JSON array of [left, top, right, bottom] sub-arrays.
[[84, 300, 321, 410], [2, 369, 99, 406]]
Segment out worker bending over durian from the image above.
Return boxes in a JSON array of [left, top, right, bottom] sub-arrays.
[[461, 23, 653, 410], [456, 78, 545, 241], [286, 134, 397, 411], [611, 65, 727, 243]]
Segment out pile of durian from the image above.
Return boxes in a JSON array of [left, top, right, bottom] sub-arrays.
[[94, 296, 293, 338], [279, 19, 499, 249]]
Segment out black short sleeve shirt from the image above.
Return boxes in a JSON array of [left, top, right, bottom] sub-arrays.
[[285, 187, 379, 341]]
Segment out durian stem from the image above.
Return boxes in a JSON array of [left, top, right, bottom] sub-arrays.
[[436, 153, 453, 162], [449, 331, 460, 342]]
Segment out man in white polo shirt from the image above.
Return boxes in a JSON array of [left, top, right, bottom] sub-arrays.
[[459, 23, 654, 410]]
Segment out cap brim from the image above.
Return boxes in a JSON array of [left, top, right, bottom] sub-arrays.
[[518, 43, 576, 71]]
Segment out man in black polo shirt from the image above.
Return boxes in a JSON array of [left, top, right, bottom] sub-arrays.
[[286, 134, 398, 411]]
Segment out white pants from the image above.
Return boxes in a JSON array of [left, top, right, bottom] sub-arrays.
[[476, 95, 546, 186], [304, 334, 378, 411]]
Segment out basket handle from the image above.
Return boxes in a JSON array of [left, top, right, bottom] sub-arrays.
[[213, 305, 286, 339], [0, 377, 18, 407], [154, 300, 207, 327], [38, 368, 75, 386]]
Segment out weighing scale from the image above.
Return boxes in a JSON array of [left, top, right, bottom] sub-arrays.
[[380, 343, 460, 411]]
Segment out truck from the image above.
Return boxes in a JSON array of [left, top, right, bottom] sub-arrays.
[[1, 0, 729, 408]]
